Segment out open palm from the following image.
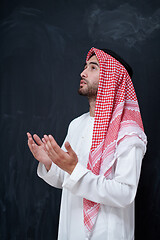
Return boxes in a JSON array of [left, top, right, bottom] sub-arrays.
[[27, 132, 52, 169]]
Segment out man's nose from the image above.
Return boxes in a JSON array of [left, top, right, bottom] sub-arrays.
[[80, 68, 88, 78]]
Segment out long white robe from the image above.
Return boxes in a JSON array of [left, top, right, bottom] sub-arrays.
[[37, 112, 144, 240]]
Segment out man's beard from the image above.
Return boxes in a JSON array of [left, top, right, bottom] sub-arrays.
[[78, 81, 98, 98]]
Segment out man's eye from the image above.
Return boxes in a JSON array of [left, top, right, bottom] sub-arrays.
[[91, 66, 96, 70]]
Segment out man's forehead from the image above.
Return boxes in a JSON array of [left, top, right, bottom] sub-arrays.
[[87, 55, 99, 63]]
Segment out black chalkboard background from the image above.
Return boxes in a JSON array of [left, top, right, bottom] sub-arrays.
[[0, 0, 160, 239]]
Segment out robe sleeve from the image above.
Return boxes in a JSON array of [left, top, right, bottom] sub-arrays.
[[62, 146, 144, 207], [37, 161, 66, 189]]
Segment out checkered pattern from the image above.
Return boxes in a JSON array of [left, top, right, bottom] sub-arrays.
[[83, 48, 147, 238]]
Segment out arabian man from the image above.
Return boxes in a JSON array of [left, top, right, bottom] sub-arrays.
[[27, 47, 147, 240]]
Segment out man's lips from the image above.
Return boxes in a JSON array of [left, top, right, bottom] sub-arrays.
[[80, 79, 87, 86]]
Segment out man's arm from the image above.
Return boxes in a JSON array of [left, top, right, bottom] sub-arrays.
[[42, 134, 144, 207], [62, 146, 143, 208]]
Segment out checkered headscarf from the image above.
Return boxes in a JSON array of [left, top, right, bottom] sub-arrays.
[[83, 47, 147, 238]]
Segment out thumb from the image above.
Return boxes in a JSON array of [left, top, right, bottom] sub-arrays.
[[65, 142, 76, 157]]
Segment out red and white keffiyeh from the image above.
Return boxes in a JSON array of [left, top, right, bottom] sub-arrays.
[[83, 47, 147, 238]]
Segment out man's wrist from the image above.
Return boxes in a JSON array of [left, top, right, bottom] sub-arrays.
[[67, 162, 78, 175], [45, 162, 52, 172]]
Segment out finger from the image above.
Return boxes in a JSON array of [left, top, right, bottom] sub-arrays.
[[45, 142, 49, 150], [44, 135, 51, 151], [27, 132, 31, 138], [46, 140, 56, 154], [28, 135, 35, 145], [28, 139, 33, 152], [42, 138, 47, 150], [46, 140, 58, 160], [27, 132, 33, 141], [64, 141, 76, 157], [27, 133, 38, 149], [28, 140, 37, 156], [33, 134, 43, 146], [27, 133, 38, 152], [31, 143, 40, 157], [48, 135, 62, 154], [42, 138, 46, 144], [44, 135, 49, 142]]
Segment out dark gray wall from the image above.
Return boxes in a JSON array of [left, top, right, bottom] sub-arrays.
[[0, 0, 160, 239]]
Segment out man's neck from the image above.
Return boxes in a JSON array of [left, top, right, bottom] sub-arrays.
[[88, 97, 96, 117]]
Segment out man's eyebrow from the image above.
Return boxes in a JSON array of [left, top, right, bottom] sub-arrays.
[[89, 61, 99, 67], [84, 61, 100, 68]]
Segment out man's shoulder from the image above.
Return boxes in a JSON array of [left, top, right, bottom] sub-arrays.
[[69, 112, 90, 129]]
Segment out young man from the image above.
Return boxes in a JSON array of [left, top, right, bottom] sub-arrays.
[[27, 48, 147, 240]]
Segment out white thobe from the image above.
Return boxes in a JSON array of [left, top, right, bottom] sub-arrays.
[[37, 112, 144, 240]]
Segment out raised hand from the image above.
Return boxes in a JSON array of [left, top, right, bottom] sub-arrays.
[[27, 132, 52, 171], [44, 135, 78, 175]]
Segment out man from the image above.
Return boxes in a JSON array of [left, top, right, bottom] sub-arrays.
[[27, 47, 147, 240]]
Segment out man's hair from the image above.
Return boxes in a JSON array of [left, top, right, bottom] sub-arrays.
[[91, 48, 133, 78]]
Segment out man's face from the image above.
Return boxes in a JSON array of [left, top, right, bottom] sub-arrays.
[[78, 55, 100, 97]]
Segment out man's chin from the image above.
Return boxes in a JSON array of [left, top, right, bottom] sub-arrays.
[[78, 88, 88, 96]]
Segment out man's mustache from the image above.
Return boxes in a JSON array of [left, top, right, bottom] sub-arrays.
[[80, 78, 88, 84]]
